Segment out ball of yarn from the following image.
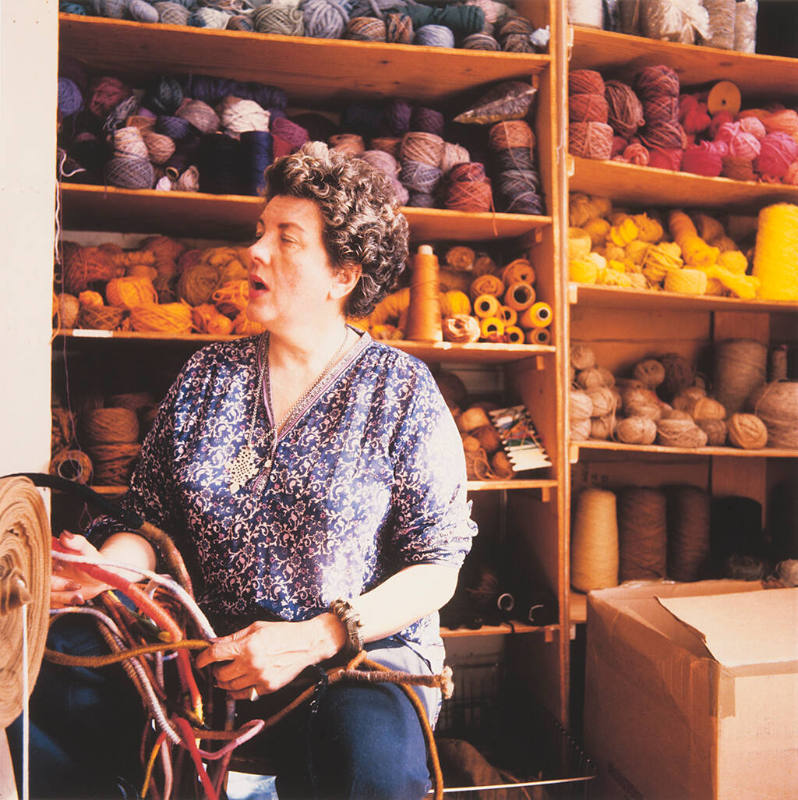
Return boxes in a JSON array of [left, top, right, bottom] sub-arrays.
[[329, 133, 365, 156], [83, 408, 140, 445], [345, 16, 385, 41], [697, 417, 727, 446], [632, 359, 665, 389], [756, 132, 798, 179], [58, 77, 83, 117], [154, 2, 191, 25], [400, 131, 444, 167], [106, 276, 158, 309], [749, 381, 798, 448], [656, 417, 708, 448], [762, 108, 798, 139], [462, 32, 500, 50], [681, 141, 723, 177], [218, 97, 270, 134], [113, 127, 149, 160], [619, 142, 650, 166], [640, 120, 685, 152], [87, 76, 131, 117], [649, 147, 683, 171], [587, 386, 615, 417], [385, 12, 414, 43], [414, 24, 455, 48], [301, 0, 349, 38], [156, 115, 191, 140], [440, 142, 471, 174], [54, 293, 80, 329], [614, 415, 657, 445], [569, 389, 593, 420], [569, 69, 605, 95], [64, 247, 115, 294], [727, 412, 768, 449], [177, 99, 220, 134], [603, 80, 644, 139], [659, 353, 695, 400], [722, 155, 757, 182], [570, 344, 596, 371], [142, 130, 176, 165], [635, 65, 680, 100], [569, 122, 613, 160], [253, 4, 304, 35], [410, 107, 445, 137], [569, 93, 609, 124], [591, 414, 616, 440], [188, 7, 230, 28], [738, 115, 767, 139]]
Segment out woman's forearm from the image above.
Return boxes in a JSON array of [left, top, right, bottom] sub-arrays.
[[99, 531, 157, 576], [309, 563, 459, 662]]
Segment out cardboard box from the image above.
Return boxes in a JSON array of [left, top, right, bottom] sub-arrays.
[[584, 580, 798, 800]]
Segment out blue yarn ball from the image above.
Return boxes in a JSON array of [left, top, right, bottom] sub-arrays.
[[301, 0, 350, 38], [58, 78, 84, 116], [342, 102, 386, 139], [407, 191, 437, 208], [60, 2, 89, 14], [156, 115, 191, 140], [143, 75, 183, 115], [399, 159, 442, 193], [128, 0, 159, 22], [414, 24, 455, 48]]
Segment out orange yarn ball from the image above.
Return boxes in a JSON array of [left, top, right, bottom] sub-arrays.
[[64, 247, 115, 294]]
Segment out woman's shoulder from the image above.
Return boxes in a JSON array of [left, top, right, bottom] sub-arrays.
[[360, 336, 434, 383], [179, 335, 260, 375]]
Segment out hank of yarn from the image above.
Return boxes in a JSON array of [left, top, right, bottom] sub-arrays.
[[567, 0, 603, 27], [619, 487, 667, 581], [604, 80, 645, 139], [703, 0, 735, 49], [571, 488, 619, 591], [569, 122, 613, 160], [668, 485, 711, 581], [734, 0, 757, 53], [713, 338, 767, 415], [753, 204, 798, 300], [405, 245, 442, 342]]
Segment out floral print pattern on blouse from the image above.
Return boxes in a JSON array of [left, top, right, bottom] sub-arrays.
[[90, 330, 476, 667]]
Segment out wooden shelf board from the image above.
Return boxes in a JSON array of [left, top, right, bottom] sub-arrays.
[[467, 478, 557, 492], [61, 184, 551, 243], [572, 439, 798, 460], [569, 156, 798, 210], [569, 591, 587, 625], [60, 14, 549, 105], [569, 283, 798, 314], [56, 330, 555, 363], [442, 622, 557, 639], [570, 26, 798, 99]]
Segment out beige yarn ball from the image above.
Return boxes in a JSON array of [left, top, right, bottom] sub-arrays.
[[697, 418, 728, 446], [570, 417, 592, 441], [597, 366, 616, 388], [690, 396, 727, 421], [576, 367, 607, 390], [727, 413, 768, 449], [614, 415, 657, 445], [657, 418, 708, 448], [570, 344, 596, 371], [673, 385, 707, 411], [591, 414, 616, 440], [633, 358, 665, 388], [570, 390, 594, 420], [587, 386, 616, 418]]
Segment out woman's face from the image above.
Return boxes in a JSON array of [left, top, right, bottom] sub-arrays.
[[246, 195, 342, 329]]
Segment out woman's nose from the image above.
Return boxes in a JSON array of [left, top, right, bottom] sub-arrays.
[[248, 231, 271, 265]]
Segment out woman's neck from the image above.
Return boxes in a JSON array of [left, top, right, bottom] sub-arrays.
[[267, 316, 349, 375]]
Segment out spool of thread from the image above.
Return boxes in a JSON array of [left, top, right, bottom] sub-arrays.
[[753, 204, 798, 301], [526, 327, 551, 345], [505, 326, 524, 344], [405, 244, 442, 342], [713, 338, 768, 415], [473, 294, 500, 319], [503, 281, 535, 312], [619, 487, 667, 581], [668, 486, 711, 582], [571, 488, 619, 591], [749, 381, 798, 448], [480, 316, 504, 339], [50, 449, 93, 485], [519, 302, 553, 328]]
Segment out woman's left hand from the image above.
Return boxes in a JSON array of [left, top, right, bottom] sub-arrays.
[[195, 616, 343, 699]]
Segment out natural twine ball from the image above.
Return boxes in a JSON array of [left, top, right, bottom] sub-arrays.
[[569, 389, 593, 420], [697, 418, 728, 446], [54, 293, 80, 329], [658, 352, 695, 400], [633, 358, 665, 388], [727, 413, 768, 449], [591, 414, 616, 440], [570, 344, 596, 371], [689, 396, 726, 422], [614, 415, 657, 445], [621, 385, 660, 414], [673, 385, 707, 411], [575, 367, 606, 390], [749, 381, 798, 449], [587, 386, 616, 418], [570, 417, 592, 442], [82, 407, 140, 445], [656, 417, 708, 448]]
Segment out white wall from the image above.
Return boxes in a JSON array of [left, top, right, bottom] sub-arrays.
[[0, 1, 57, 476]]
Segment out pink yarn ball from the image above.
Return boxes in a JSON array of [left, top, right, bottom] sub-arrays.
[[729, 130, 762, 160], [711, 139, 729, 159], [738, 115, 766, 139], [649, 147, 682, 171], [715, 121, 740, 144], [621, 142, 650, 165], [681, 141, 723, 177], [679, 94, 711, 134], [762, 108, 798, 140], [755, 132, 798, 179], [709, 110, 735, 138]]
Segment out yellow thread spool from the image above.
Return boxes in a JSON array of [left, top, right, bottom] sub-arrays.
[[526, 327, 551, 345], [505, 325, 524, 344], [405, 244, 443, 342], [503, 281, 536, 312], [498, 305, 517, 326], [480, 316, 504, 339], [473, 293, 500, 319], [664, 268, 708, 295], [753, 203, 798, 300], [519, 301, 553, 328], [707, 80, 742, 115]]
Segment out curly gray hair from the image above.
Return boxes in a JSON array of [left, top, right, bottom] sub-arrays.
[[263, 141, 409, 318]]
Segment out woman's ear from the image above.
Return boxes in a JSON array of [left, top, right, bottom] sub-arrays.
[[330, 261, 362, 301]]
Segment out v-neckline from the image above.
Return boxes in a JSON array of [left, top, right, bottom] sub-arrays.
[[258, 325, 371, 446]]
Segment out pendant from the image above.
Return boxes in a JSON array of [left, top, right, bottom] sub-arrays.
[[226, 444, 262, 493]]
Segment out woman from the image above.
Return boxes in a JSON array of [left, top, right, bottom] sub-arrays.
[[31, 141, 476, 799]]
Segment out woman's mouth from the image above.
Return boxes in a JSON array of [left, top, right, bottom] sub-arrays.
[[249, 274, 268, 294]]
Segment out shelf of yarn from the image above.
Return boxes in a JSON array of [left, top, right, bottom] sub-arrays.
[[441, 620, 556, 638], [569, 439, 798, 463], [567, 283, 798, 314], [60, 184, 551, 243], [54, 329, 555, 364], [568, 155, 798, 210], [569, 26, 798, 99], [59, 13, 550, 107]]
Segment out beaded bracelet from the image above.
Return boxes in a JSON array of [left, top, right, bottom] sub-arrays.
[[329, 598, 364, 656]]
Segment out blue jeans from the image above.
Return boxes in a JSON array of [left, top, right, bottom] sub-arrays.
[[10, 619, 433, 800]]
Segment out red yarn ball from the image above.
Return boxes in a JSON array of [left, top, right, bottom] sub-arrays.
[[569, 93, 609, 123], [621, 142, 650, 165], [88, 76, 132, 118], [643, 96, 679, 124], [681, 141, 723, 177], [709, 110, 735, 138], [755, 132, 798, 179], [569, 69, 605, 96], [679, 95, 711, 134], [648, 147, 683, 171], [640, 120, 685, 150], [635, 65, 680, 100], [569, 122, 614, 160]]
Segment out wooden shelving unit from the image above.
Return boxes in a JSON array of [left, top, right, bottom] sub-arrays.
[[61, 184, 551, 242], [565, 26, 798, 636]]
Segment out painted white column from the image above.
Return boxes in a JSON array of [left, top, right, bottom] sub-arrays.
[[0, 0, 57, 476]]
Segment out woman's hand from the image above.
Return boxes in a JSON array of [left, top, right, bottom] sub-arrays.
[[195, 614, 345, 700], [50, 531, 112, 608]]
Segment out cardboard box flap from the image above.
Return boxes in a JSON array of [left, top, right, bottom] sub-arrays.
[[658, 588, 798, 669]]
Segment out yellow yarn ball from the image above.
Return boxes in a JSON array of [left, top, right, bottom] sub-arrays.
[[569, 259, 598, 284], [664, 268, 708, 295], [568, 228, 592, 260]]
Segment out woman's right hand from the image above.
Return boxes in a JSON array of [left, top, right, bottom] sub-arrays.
[[50, 531, 112, 609]]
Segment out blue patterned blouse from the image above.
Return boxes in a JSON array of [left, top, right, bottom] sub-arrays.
[[91, 327, 476, 670]]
